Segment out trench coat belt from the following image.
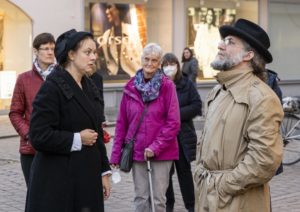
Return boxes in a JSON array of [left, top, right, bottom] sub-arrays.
[[201, 167, 232, 185]]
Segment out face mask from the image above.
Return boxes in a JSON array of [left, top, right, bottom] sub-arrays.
[[163, 65, 177, 78]]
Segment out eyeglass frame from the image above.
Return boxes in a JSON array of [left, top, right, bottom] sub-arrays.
[[38, 47, 55, 52]]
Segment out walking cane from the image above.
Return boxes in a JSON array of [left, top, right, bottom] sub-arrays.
[[147, 158, 155, 212]]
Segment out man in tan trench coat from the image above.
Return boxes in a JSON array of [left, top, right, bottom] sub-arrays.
[[194, 19, 283, 212]]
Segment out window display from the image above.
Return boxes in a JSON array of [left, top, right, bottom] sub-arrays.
[[187, 7, 236, 79], [89, 3, 147, 81], [0, 12, 4, 70]]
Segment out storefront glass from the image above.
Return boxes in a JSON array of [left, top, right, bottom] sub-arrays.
[[0, 0, 32, 110], [186, 0, 258, 80], [85, 0, 173, 82], [268, 0, 300, 80]]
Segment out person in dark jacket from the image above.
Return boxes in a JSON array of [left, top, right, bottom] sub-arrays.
[[267, 69, 283, 176], [181, 47, 199, 84], [267, 69, 282, 103], [26, 29, 111, 212], [9, 33, 56, 187], [162, 53, 202, 212]]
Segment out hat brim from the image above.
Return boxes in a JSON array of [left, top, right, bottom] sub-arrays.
[[219, 25, 273, 63]]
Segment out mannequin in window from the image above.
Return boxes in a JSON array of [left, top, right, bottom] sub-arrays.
[[194, 8, 220, 78], [95, 3, 143, 80]]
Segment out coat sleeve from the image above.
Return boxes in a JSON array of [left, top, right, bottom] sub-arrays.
[[9, 75, 29, 138], [217, 95, 283, 201], [148, 82, 181, 156], [190, 58, 199, 79], [96, 130, 111, 173], [180, 80, 202, 121], [29, 81, 74, 154], [110, 93, 129, 164]]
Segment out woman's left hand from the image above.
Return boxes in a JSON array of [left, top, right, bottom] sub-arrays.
[[144, 148, 155, 160], [102, 175, 111, 200]]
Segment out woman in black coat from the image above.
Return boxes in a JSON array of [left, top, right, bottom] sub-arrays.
[[162, 53, 202, 212], [26, 29, 111, 212]]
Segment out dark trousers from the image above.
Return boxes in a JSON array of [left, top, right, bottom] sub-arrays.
[[166, 146, 195, 211], [20, 154, 34, 187]]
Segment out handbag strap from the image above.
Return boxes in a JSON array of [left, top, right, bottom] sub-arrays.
[[131, 105, 148, 140]]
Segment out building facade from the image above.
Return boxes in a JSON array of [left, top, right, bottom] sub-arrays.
[[1, 0, 300, 117]]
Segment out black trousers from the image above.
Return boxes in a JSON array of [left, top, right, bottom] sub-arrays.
[[20, 154, 34, 187], [166, 145, 195, 211]]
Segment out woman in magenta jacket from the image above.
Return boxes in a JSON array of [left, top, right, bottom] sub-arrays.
[[110, 43, 180, 212]]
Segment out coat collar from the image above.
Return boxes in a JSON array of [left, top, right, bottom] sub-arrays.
[[208, 68, 255, 105], [32, 64, 44, 81], [49, 68, 100, 130]]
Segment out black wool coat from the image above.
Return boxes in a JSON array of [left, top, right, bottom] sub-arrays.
[[26, 67, 110, 212], [176, 75, 202, 162]]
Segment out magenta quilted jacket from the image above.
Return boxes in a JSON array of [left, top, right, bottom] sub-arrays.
[[110, 75, 180, 163]]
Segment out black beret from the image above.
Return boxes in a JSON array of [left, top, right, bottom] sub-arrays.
[[54, 29, 93, 64]]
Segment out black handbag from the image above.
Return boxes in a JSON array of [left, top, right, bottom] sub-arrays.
[[120, 107, 147, 172]]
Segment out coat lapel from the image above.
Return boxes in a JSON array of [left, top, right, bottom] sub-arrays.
[[56, 70, 99, 130]]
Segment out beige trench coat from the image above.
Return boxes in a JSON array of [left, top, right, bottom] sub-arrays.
[[194, 69, 283, 212]]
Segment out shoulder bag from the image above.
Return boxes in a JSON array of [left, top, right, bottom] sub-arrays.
[[120, 106, 147, 172]]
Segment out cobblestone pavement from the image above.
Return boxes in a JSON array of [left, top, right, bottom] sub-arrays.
[[1, 115, 300, 212]]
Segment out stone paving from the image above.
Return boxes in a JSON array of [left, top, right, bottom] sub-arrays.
[[1, 115, 300, 211]]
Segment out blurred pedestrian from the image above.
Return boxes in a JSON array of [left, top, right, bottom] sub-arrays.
[[194, 19, 283, 211], [9, 32, 56, 187], [162, 53, 202, 212], [26, 29, 111, 212], [181, 47, 199, 84], [110, 43, 180, 212]]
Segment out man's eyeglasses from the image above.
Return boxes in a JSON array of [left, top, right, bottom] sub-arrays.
[[219, 38, 235, 46], [38, 47, 55, 52]]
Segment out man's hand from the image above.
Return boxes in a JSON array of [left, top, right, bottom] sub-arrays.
[[102, 175, 111, 200], [80, 129, 98, 146]]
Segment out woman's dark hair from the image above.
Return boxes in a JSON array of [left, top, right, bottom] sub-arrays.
[[33, 33, 55, 49], [206, 8, 217, 27], [181, 47, 193, 62], [106, 3, 130, 21], [162, 53, 182, 83]]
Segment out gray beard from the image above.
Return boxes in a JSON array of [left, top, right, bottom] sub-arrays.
[[210, 52, 244, 71]]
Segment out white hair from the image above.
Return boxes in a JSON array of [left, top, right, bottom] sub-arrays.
[[141, 43, 163, 62]]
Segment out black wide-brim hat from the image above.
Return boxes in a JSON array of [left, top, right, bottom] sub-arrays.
[[54, 29, 93, 64], [219, 19, 273, 63]]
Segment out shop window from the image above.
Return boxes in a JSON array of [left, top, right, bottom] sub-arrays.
[[269, 0, 300, 80], [84, 0, 173, 82], [0, 0, 32, 110], [186, 0, 258, 80]]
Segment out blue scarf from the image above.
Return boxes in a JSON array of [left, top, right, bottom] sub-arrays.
[[134, 69, 163, 102]]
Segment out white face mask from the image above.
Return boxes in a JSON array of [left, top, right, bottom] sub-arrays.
[[163, 65, 177, 78]]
